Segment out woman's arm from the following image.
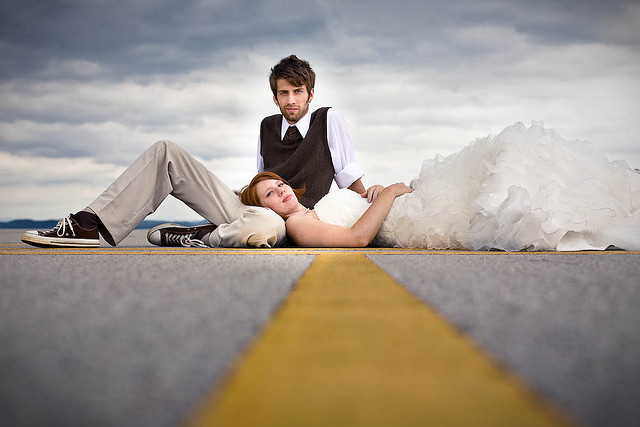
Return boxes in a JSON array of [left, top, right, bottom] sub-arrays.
[[286, 183, 413, 247]]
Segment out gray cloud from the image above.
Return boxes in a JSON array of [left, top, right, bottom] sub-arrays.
[[316, 0, 637, 64], [2, 0, 634, 82], [0, 0, 327, 80]]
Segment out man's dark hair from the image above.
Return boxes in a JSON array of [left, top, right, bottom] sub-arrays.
[[269, 55, 316, 97]]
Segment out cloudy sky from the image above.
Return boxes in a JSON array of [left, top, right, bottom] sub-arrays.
[[1, 0, 639, 221]]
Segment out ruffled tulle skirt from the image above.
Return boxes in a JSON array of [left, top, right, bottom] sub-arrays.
[[313, 122, 640, 251]]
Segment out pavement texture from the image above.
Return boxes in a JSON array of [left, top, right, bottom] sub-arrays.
[[371, 253, 640, 427], [1, 229, 639, 427]]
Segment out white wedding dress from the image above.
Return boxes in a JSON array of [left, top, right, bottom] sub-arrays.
[[313, 122, 640, 251]]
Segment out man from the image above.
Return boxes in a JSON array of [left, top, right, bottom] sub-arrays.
[[21, 55, 374, 249], [258, 55, 380, 208]]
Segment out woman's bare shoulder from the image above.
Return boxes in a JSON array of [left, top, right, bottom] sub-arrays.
[[286, 212, 318, 227], [285, 212, 321, 246]]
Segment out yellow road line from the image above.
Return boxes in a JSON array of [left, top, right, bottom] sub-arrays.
[[2, 245, 637, 256], [186, 254, 573, 427]]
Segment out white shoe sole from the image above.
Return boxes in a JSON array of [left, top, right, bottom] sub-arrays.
[[147, 223, 182, 246], [21, 231, 100, 248]]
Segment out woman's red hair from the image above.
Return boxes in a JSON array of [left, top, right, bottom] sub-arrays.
[[240, 172, 305, 207]]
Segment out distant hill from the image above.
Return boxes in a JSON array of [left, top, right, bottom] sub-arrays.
[[0, 219, 208, 229]]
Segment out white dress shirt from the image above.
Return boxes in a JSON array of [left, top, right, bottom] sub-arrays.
[[257, 108, 364, 188]]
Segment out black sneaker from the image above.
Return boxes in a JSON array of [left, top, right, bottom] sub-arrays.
[[147, 223, 217, 248], [21, 214, 100, 248]]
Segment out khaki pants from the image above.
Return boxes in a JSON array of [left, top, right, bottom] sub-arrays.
[[88, 140, 286, 247]]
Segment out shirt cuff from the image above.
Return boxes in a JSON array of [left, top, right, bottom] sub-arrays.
[[335, 162, 365, 188]]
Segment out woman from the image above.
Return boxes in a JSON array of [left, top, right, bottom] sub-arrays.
[[240, 122, 640, 251], [240, 171, 412, 247]]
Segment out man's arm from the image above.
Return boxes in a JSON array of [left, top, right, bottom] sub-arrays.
[[348, 178, 365, 194], [326, 109, 365, 189], [326, 110, 385, 202]]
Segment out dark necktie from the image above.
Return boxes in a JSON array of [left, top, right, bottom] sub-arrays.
[[283, 125, 303, 145]]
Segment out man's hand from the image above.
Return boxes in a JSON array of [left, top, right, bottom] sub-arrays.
[[361, 185, 385, 203], [348, 178, 366, 194]]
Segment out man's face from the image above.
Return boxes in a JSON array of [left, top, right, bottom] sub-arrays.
[[273, 78, 314, 124]]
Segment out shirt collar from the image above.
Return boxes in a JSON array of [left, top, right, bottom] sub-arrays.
[[280, 108, 312, 141]]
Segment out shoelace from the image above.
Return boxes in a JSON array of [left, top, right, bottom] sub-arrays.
[[164, 232, 208, 248], [54, 216, 76, 237], [182, 237, 208, 248]]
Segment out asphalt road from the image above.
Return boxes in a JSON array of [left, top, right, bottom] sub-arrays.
[[1, 229, 639, 427]]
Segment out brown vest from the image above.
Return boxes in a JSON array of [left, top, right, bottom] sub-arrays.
[[260, 107, 334, 208]]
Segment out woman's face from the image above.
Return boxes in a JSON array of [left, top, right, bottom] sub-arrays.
[[255, 179, 299, 216]]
